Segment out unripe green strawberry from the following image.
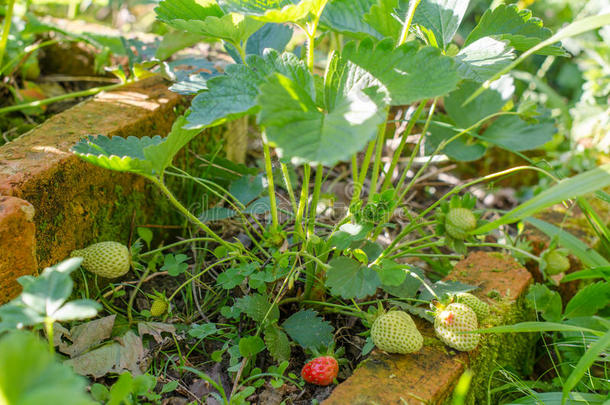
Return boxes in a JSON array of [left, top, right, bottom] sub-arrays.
[[150, 299, 169, 317], [371, 311, 423, 354], [454, 292, 490, 321], [71, 241, 130, 278], [545, 250, 570, 275], [434, 303, 480, 352], [445, 208, 476, 239]]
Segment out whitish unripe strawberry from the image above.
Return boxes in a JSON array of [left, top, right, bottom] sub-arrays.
[[445, 208, 476, 239], [545, 250, 570, 275], [434, 303, 480, 352], [371, 311, 423, 354], [71, 241, 130, 278], [454, 292, 490, 321], [150, 299, 169, 317]]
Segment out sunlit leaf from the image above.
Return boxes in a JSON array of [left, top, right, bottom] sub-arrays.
[[413, 0, 470, 50], [455, 37, 515, 82], [464, 4, 566, 56]]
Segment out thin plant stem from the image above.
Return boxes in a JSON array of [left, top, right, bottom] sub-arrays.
[[370, 108, 388, 194], [384, 165, 557, 255], [397, 0, 421, 46], [381, 101, 426, 191], [168, 257, 234, 302], [0, 0, 15, 68], [350, 141, 376, 206], [127, 263, 152, 326], [395, 99, 438, 198], [149, 177, 237, 251], [294, 164, 311, 240], [139, 237, 217, 257], [44, 318, 55, 354], [464, 242, 541, 262], [0, 82, 125, 115], [281, 163, 298, 214], [262, 140, 280, 230], [308, 164, 324, 234]]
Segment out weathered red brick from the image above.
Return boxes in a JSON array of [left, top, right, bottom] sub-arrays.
[[0, 196, 37, 304], [0, 76, 184, 268]]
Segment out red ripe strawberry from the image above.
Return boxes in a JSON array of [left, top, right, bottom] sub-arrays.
[[301, 356, 338, 386]]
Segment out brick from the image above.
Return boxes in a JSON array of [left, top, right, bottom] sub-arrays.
[[0, 196, 37, 304], [324, 251, 535, 405], [0, 76, 184, 268]]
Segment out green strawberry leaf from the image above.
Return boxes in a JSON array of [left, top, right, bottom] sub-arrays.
[[52, 300, 100, 322], [479, 114, 555, 152], [454, 37, 515, 82], [464, 4, 566, 56], [381, 266, 424, 298], [444, 77, 514, 129], [74, 116, 200, 177], [229, 174, 265, 206], [263, 324, 291, 362], [235, 293, 280, 324], [72, 135, 161, 177], [186, 50, 311, 129], [155, 0, 263, 45], [377, 260, 406, 286], [325, 256, 380, 299], [0, 331, 96, 405], [282, 309, 334, 350], [219, 0, 325, 23], [563, 282, 610, 320], [363, 0, 403, 40], [258, 63, 386, 165], [167, 13, 264, 45], [226, 23, 294, 63], [526, 283, 562, 322], [320, 0, 381, 39], [340, 38, 460, 105], [425, 119, 486, 162], [155, 0, 224, 25], [412, 0, 469, 50]]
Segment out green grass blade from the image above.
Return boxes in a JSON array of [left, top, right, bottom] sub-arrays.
[[562, 267, 610, 282], [562, 330, 610, 404], [463, 13, 610, 105], [524, 217, 610, 268], [474, 321, 604, 336], [474, 164, 610, 234]]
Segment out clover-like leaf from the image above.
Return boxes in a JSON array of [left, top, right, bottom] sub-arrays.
[[464, 4, 566, 56], [282, 309, 334, 350], [412, 0, 469, 50], [186, 49, 312, 129], [325, 256, 380, 299], [455, 37, 515, 82]]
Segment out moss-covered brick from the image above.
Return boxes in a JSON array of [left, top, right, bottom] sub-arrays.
[[323, 251, 535, 405]]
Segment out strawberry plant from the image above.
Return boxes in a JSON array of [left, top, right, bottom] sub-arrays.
[[57, 0, 610, 402]]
